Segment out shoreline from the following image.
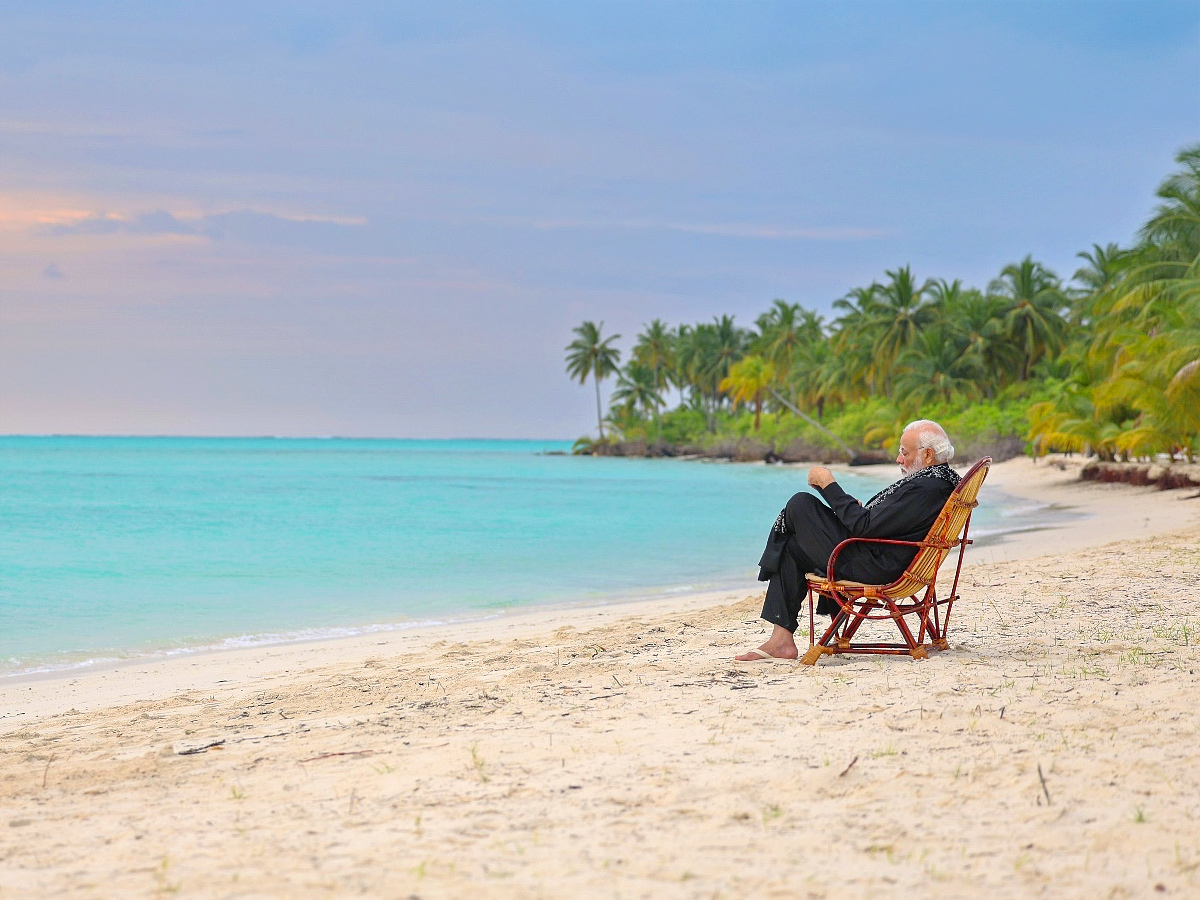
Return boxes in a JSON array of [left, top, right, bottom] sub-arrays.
[[0, 574, 754, 680], [0, 586, 745, 716], [0, 457, 1089, 687], [0, 459, 994, 684], [0, 505, 1058, 687], [4, 455, 1196, 720]]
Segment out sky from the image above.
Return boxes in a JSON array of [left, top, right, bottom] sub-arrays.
[[1, 1, 1197, 439]]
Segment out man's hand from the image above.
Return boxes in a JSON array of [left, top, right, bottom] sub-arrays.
[[807, 466, 835, 489]]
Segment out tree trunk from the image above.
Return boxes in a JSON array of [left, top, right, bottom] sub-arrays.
[[593, 371, 605, 440], [769, 389, 857, 461], [652, 364, 662, 444]]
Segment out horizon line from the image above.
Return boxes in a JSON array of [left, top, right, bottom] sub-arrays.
[[0, 433, 580, 442]]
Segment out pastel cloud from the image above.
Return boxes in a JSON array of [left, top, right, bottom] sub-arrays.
[[42, 209, 368, 241], [516, 218, 890, 241]]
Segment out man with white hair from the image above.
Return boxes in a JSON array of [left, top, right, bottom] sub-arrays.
[[736, 420, 960, 662]]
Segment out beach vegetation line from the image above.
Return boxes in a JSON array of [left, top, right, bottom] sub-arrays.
[[565, 144, 1200, 468]]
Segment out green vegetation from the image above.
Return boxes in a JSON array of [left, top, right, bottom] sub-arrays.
[[565, 144, 1200, 463], [564, 321, 622, 441]]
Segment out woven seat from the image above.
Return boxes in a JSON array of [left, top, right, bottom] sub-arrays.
[[800, 457, 991, 665], [806, 576, 872, 589]]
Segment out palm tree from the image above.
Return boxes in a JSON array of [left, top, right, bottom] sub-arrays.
[[1028, 386, 1117, 458], [1073, 243, 1128, 295], [786, 337, 834, 419], [832, 284, 882, 322], [719, 355, 776, 431], [830, 284, 885, 398], [988, 256, 1069, 381], [754, 300, 803, 373], [610, 360, 662, 429], [1140, 143, 1200, 265], [674, 317, 750, 429], [756, 300, 827, 411], [1096, 352, 1198, 460], [632, 319, 675, 443], [1033, 145, 1200, 462], [811, 346, 861, 410], [564, 321, 622, 440], [711, 314, 751, 394], [1099, 261, 1200, 459], [893, 327, 979, 408], [871, 266, 935, 387], [1071, 243, 1131, 328], [928, 282, 1018, 395], [674, 323, 720, 430]]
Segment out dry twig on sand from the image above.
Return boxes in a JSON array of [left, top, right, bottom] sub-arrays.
[[299, 750, 378, 763]]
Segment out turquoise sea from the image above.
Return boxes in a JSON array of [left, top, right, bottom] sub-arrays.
[[0, 437, 1043, 677]]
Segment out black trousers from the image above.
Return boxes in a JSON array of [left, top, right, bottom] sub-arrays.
[[758, 492, 850, 633]]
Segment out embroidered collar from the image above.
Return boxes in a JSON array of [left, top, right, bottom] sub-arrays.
[[864, 462, 961, 509]]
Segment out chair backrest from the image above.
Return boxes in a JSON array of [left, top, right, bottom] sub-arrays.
[[883, 457, 991, 599]]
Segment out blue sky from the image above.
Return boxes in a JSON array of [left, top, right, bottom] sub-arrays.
[[1, 1, 1196, 437]]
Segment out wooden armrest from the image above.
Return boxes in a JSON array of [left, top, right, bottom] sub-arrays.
[[826, 536, 946, 586]]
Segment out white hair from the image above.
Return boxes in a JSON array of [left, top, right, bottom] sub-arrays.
[[904, 419, 955, 463]]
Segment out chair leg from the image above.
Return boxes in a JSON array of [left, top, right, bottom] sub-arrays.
[[938, 597, 956, 644], [929, 594, 950, 650], [805, 583, 958, 662], [802, 605, 847, 665], [800, 644, 834, 665], [916, 587, 932, 644], [807, 585, 816, 648], [886, 599, 923, 655], [925, 589, 942, 642]]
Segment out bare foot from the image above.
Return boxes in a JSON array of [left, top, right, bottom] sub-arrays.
[[735, 626, 799, 661]]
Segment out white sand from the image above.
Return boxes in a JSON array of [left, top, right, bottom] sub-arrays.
[[2, 457, 1198, 897]]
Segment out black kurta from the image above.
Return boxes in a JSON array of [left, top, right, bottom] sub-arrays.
[[757, 464, 960, 631]]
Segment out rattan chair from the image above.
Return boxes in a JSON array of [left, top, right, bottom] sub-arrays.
[[800, 457, 991, 665]]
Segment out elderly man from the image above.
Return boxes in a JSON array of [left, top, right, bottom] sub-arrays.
[[736, 419, 960, 662]]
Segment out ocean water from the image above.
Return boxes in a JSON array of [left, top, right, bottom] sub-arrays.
[[0, 437, 1037, 676]]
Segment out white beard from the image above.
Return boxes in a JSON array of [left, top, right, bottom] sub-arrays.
[[899, 457, 933, 477]]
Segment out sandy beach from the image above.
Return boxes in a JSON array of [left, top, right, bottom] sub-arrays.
[[2, 456, 1199, 898]]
